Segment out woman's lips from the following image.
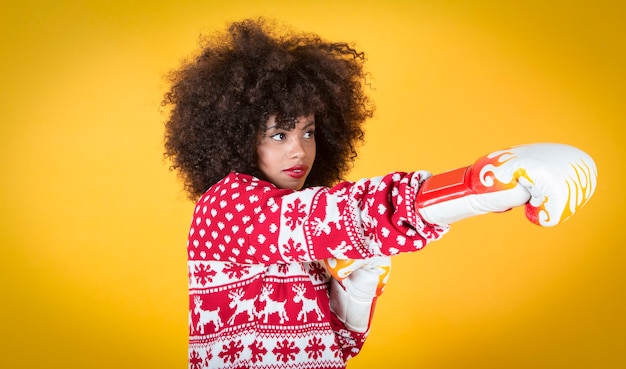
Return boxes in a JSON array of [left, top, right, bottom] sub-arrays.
[[284, 165, 308, 179]]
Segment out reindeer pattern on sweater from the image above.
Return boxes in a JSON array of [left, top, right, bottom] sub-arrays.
[[187, 172, 448, 368]]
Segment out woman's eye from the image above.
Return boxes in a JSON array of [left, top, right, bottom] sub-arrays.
[[270, 132, 286, 141], [303, 130, 315, 139]]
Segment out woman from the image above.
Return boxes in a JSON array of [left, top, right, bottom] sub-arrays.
[[162, 18, 597, 369]]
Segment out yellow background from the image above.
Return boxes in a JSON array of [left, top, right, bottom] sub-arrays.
[[1, 1, 624, 368]]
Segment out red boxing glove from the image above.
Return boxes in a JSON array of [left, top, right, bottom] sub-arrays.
[[415, 143, 597, 226]]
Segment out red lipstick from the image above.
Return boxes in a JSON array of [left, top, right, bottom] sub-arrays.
[[284, 165, 308, 179]]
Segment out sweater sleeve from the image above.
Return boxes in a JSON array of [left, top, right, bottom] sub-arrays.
[[188, 172, 449, 264]]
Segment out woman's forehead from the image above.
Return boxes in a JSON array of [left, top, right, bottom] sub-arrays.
[[264, 113, 315, 129]]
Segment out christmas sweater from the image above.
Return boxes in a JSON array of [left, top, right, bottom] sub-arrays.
[[187, 171, 448, 368]]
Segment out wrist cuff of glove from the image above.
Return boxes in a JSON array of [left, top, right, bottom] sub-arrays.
[[329, 278, 377, 333]]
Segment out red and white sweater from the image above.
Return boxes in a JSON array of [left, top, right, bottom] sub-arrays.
[[187, 172, 448, 368]]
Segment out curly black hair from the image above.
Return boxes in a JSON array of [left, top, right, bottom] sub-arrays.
[[162, 18, 374, 200]]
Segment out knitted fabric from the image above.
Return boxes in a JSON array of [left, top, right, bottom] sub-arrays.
[[187, 172, 448, 368]]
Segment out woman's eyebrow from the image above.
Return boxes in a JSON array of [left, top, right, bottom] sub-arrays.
[[264, 120, 315, 132]]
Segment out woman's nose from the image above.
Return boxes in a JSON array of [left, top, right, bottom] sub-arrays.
[[288, 137, 306, 158]]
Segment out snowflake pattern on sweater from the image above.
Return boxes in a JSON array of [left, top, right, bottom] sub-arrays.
[[188, 172, 448, 368]]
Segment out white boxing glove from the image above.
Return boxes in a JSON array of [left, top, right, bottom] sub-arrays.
[[415, 143, 597, 226], [323, 257, 391, 333]]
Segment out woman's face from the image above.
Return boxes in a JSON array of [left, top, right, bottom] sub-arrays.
[[256, 114, 316, 190]]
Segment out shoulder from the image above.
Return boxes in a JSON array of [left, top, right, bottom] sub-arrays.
[[198, 172, 275, 199], [194, 172, 290, 217]]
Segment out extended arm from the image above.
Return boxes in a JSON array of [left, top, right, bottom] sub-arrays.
[[188, 171, 448, 266], [325, 143, 598, 336]]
